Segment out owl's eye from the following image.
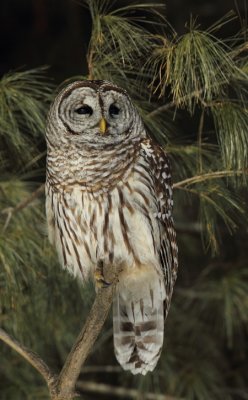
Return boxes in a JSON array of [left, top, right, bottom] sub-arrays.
[[109, 104, 120, 118], [75, 105, 93, 115]]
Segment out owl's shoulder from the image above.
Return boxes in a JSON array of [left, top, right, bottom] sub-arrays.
[[139, 138, 171, 180], [139, 138, 173, 217]]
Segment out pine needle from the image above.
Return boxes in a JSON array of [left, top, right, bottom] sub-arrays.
[[212, 102, 248, 171], [0, 67, 53, 167], [149, 27, 239, 111]]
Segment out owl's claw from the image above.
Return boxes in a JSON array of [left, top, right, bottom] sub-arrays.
[[94, 268, 111, 288]]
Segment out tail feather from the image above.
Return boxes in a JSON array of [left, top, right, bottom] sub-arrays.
[[113, 269, 165, 375]]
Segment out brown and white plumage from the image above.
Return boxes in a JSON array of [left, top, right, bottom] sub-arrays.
[[45, 80, 178, 375]]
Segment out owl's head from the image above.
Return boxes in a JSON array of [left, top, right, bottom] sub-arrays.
[[46, 80, 145, 148]]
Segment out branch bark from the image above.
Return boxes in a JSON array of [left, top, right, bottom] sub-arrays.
[[52, 273, 119, 399]]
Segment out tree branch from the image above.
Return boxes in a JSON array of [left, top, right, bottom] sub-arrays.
[[197, 109, 205, 173], [0, 265, 121, 400], [230, 42, 248, 58], [0, 328, 55, 386], [53, 269, 120, 399], [174, 169, 247, 189], [147, 88, 207, 118], [1, 183, 45, 231], [147, 100, 176, 117], [82, 365, 122, 373], [77, 380, 182, 400], [87, 47, 95, 80]]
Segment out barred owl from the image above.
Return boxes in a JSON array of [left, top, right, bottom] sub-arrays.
[[45, 80, 178, 375]]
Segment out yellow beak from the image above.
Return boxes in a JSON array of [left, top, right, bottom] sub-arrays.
[[99, 118, 107, 134]]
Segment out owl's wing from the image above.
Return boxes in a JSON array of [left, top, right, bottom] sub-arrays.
[[141, 138, 178, 316]]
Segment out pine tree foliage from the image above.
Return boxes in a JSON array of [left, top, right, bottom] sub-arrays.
[[212, 103, 248, 170], [0, 2, 248, 399], [0, 67, 53, 168]]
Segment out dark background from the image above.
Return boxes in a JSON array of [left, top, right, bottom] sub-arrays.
[[0, 2, 247, 399], [1, 0, 247, 82]]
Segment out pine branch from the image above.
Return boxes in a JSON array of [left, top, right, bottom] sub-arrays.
[[147, 87, 208, 118], [173, 169, 247, 188], [147, 100, 176, 117], [77, 380, 181, 400], [82, 365, 122, 373], [0, 328, 55, 386], [53, 265, 121, 399], [0, 264, 122, 400], [87, 47, 95, 79], [230, 42, 248, 58], [1, 183, 45, 231], [197, 109, 205, 173]]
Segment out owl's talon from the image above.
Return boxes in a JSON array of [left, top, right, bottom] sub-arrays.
[[95, 278, 111, 288], [94, 268, 111, 288], [95, 275, 111, 288]]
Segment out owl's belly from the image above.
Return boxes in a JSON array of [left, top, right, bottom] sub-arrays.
[[49, 176, 160, 282]]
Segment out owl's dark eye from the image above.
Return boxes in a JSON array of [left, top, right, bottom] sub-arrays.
[[75, 105, 93, 115], [109, 104, 120, 118]]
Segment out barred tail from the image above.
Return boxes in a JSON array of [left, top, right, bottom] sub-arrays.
[[113, 269, 165, 375]]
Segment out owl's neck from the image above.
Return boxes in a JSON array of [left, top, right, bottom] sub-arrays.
[[46, 137, 142, 194]]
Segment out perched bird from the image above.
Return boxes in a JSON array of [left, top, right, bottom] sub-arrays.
[[45, 80, 178, 375]]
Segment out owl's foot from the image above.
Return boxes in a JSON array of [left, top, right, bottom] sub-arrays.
[[95, 272, 111, 288], [94, 262, 111, 288]]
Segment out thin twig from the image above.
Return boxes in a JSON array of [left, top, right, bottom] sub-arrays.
[[0, 328, 55, 386], [230, 42, 248, 58], [175, 222, 202, 235], [1, 183, 45, 231], [87, 47, 95, 80], [147, 88, 207, 118], [174, 170, 247, 189], [77, 381, 182, 400], [197, 109, 205, 173], [82, 365, 122, 373], [147, 100, 176, 117]]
